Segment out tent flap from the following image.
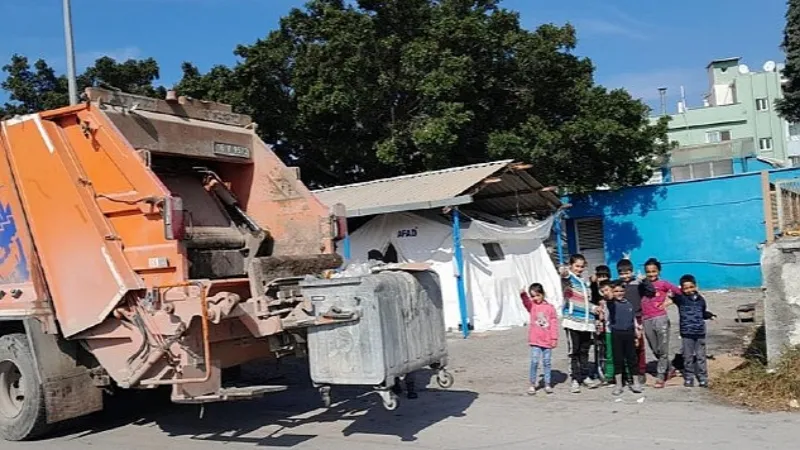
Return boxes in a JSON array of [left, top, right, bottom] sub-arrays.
[[344, 212, 562, 332]]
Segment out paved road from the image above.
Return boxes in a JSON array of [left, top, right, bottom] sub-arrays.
[[9, 289, 797, 450], [10, 386, 798, 450]]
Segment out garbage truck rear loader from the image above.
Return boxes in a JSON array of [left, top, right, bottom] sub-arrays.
[[0, 89, 450, 441]]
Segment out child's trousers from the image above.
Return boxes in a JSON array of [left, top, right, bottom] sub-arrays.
[[566, 329, 593, 383], [530, 346, 553, 386], [604, 332, 614, 380], [681, 335, 708, 382], [612, 330, 639, 377], [644, 316, 671, 380]]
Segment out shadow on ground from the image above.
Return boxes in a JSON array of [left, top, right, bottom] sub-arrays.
[[51, 361, 478, 446]]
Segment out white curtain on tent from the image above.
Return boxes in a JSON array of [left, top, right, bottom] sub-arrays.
[[344, 212, 562, 332]]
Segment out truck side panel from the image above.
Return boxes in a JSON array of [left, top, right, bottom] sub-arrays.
[[0, 123, 50, 320], [2, 114, 143, 337], [63, 109, 187, 288]]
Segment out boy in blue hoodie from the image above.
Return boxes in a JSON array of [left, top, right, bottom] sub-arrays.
[[663, 274, 716, 388]]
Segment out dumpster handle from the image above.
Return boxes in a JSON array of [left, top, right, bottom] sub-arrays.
[[136, 281, 211, 387]]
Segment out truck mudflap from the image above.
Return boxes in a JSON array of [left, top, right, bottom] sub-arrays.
[[22, 318, 103, 424]]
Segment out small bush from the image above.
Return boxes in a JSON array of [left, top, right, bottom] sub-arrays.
[[712, 346, 800, 411]]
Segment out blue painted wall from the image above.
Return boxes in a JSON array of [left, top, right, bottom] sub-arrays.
[[564, 168, 800, 289]]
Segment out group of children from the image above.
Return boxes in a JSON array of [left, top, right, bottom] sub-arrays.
[[520, 255, 715, 396]]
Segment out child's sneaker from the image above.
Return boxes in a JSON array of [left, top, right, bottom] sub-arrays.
[[527, 386, 537, 396], [631, 380, 643, 393], [698, 380, 709, 388], [570, 380, 581, 394], [684, 380, 695, 388], [582, 378, 601, 389], [544, 385, 554, 394], [612, 385, 624, 396]]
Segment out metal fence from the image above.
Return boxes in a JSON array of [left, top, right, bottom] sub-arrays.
[[774, 177, 800, 237]]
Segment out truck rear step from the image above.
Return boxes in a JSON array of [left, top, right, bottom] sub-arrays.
[[172, 385, 288, 404]]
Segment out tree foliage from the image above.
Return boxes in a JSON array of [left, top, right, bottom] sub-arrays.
[[181, 0, 671, 191], [1, 0, 671, 193], [778, 0, 800, 122], [0, 54, 166, 117]]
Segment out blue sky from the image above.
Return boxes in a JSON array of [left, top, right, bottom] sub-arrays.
[[0, 0, 788, 114]]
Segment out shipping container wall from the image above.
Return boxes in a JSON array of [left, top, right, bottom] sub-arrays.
[[563, 168, 800, 289]]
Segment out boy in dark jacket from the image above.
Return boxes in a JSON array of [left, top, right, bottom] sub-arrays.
[[663, 274, 715, 388], [590, 265, 611, 382], [608, 280, 644, 395], [616, 259, 646, 385]]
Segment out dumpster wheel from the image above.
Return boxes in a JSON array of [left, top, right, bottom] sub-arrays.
[[436, 369, 454, 389], [318, 386, 332, 408], [382, 395, 398, 411], [375, 389, 398, 411]]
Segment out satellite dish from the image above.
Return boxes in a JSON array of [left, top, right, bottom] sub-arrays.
[[764, 60, 777, 72], [738, 64, 750, 74]]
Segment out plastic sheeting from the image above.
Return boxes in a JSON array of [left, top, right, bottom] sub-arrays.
[[343, 212, 563, 332]]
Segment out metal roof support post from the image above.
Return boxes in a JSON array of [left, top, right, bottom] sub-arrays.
[[342, 233, 351, 265], [452, 207, 470, 338], [554, 211, 565, 265]]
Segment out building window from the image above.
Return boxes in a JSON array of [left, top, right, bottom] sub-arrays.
[[790, 123, 800, 140], [791, 156, 800, 167], [705, 130, 732, 143], [482, 242, 505, 261], [670, 159, 734, 181], [756, 98, 769, 111], [759, 137, 774, 151]]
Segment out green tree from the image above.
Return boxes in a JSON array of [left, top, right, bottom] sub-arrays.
[[182, 0, 671, 191], [0, 54, 166, 118], [778, 0, 800, 122]]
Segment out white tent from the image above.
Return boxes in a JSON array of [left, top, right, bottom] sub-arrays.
[[343, 211, 563, 332]]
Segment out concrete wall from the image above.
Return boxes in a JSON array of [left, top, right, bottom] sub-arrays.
[[564, 168, 800, 289], [761, 239, 800, 364]]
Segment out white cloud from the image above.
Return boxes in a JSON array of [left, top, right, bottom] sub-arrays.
[[76, 47, 142, 69], [575, 18, 649, 41]]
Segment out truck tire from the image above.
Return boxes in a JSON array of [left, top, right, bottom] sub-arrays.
[[0, 333, 48, 441]]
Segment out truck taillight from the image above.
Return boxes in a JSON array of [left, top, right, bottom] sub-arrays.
[[163, 196, 186, 241], [332, 215, 347, 241], [331, 203, 348, 241]]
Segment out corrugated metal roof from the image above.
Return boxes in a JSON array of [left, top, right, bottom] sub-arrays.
[[313, 160, 561, 218]]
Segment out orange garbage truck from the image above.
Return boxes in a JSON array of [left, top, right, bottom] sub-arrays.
[[0, 88, 450, 441]]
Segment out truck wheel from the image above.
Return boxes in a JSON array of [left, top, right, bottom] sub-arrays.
[[0, 333, 48, 441]]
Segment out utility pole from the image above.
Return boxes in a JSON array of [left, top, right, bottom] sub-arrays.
[[63, 0, 78, 105]]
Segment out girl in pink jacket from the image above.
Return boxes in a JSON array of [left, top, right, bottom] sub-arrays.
[[520, 283, 559, 395]]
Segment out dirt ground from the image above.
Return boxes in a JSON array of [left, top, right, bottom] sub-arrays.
[[445, 288, 763, 398]]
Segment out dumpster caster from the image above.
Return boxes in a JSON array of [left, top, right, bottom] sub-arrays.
[[382, 396, 398, 411], [436, 369, 454, 389], [376, 389, 398, 411], [319, 386, 332, 408]]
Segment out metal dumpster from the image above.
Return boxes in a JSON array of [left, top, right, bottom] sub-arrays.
[[300, 269, 453, 410]]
